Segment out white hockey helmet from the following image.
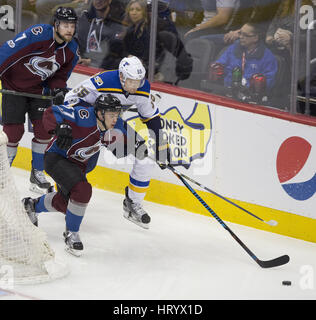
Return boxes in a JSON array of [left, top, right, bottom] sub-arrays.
[[119, 56, 146, 89]]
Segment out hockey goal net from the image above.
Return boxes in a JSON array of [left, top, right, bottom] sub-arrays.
[[0, 129, 69, 284]]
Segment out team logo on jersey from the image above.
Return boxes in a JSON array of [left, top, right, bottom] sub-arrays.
[[276, 136, 316, 201], [69, 141, 102, 162], [79, 109, 89, 119], [24, 55, 60, 80]]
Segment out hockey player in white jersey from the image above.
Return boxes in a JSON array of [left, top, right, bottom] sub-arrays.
[[64, 56, 170, 229]]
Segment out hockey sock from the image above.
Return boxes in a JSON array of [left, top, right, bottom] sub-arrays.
[[3, 124, 24, 166], [7, 143, 18, 166], [128, 176, 150, 203], [34, 192, 56, 213], [31, 138, 49, 171], [65, 200, 87, 232]]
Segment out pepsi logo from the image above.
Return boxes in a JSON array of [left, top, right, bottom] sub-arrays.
[[276, 136, 316, 201]]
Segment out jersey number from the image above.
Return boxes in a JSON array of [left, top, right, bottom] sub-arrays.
[[73, 85, 90, 98], [58, 105, 75, 120]]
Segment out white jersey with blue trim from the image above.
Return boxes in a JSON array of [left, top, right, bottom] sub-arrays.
[[65, 70, 159, 121]]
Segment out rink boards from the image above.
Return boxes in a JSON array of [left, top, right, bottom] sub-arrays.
[[9, 67, 316, 243]]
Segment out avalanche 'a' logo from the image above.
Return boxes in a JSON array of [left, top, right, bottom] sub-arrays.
[[276, 136, 316, 200], [24, 55, 60, 80]]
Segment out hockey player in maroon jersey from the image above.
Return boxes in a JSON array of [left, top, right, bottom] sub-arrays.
[[22, 94, 150, 256], [0, 7, 79, 194]]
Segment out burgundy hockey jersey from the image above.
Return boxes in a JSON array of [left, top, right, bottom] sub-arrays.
[[0, 24, 79, 94]]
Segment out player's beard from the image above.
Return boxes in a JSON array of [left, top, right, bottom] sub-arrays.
[[56, 30, 73, 43], [55, 24, 75, 43]]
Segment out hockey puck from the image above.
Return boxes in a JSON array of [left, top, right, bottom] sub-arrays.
[[282, 280, 291, 286]]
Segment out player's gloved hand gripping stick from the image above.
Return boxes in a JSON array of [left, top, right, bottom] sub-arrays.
[[55, 122, 72, 150]]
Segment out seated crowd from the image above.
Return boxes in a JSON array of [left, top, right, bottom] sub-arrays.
[[0, 0, 315, 116]]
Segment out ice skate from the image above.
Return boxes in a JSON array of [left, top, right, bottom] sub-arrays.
[[22, 197, 38, 227], [63, 230, 83, 257], [123, 187, 151, 229], [29, 167, 52, 194]]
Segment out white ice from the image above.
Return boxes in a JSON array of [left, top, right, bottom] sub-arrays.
[[1, 167, 316, 300]]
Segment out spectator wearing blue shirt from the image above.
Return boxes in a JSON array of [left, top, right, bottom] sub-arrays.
[[216, 22, 278, 90]]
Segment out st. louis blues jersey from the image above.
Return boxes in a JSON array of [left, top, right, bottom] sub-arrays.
[[0, 24, 79, 94], [64, 70, 159, 122], [43, 103, 103, 170]]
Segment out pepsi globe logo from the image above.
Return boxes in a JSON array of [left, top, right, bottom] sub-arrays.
[[276, 136, 316, 201]]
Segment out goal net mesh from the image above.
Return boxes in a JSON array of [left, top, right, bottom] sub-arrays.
[[0, 130, 68, 284]]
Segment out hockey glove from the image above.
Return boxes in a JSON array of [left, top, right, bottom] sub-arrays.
[[156, 138, 171, 170], [52, 88, 69, 105], [55, 122, 72, 150], [135, 139, 148, 160]]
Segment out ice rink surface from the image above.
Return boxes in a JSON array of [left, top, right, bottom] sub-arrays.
[[1, 167, 316, 300]]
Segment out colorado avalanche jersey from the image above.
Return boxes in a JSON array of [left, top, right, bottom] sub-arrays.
[[0, 24, 79, 94], [64, 70, 159, 121], [43, 103, 104, 170]]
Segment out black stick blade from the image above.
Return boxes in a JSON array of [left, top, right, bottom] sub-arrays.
[[257, 255, 290, 268]]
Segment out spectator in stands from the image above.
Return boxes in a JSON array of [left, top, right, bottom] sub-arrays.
[[266, 0, 312, 62], [214, 22, 278, 93], [76, 0, 125, 69], [167, 0, 204, 37], [184, 0, 240, 42], [117, 0, 150, 70], [109, 0, 193, 81], [199, 1, 280, 49]]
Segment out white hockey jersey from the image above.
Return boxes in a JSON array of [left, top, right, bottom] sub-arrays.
[[64, 69, 159, 121]]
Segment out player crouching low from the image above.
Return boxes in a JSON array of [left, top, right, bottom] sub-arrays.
[[22, 94, 153, 256], [22, 94, 125, 256]]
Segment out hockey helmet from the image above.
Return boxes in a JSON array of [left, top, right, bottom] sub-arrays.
[[54, 7, 78, 24], [94, 94, 123, 115], [119, 56, 146, 89]]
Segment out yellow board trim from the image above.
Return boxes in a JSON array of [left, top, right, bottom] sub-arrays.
[[13, 146, 316, 243]]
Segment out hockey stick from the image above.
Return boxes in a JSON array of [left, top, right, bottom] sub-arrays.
[[166, 165, 289, 268], [0, 88, 53, 100], [0, 88, 140, 112], [167, 166, 278, 227]]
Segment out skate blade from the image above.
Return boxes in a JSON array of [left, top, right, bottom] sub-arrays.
[[123, 211, 150, 230], [29, 183, 51, 195], [65, 245, 83, 257]]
